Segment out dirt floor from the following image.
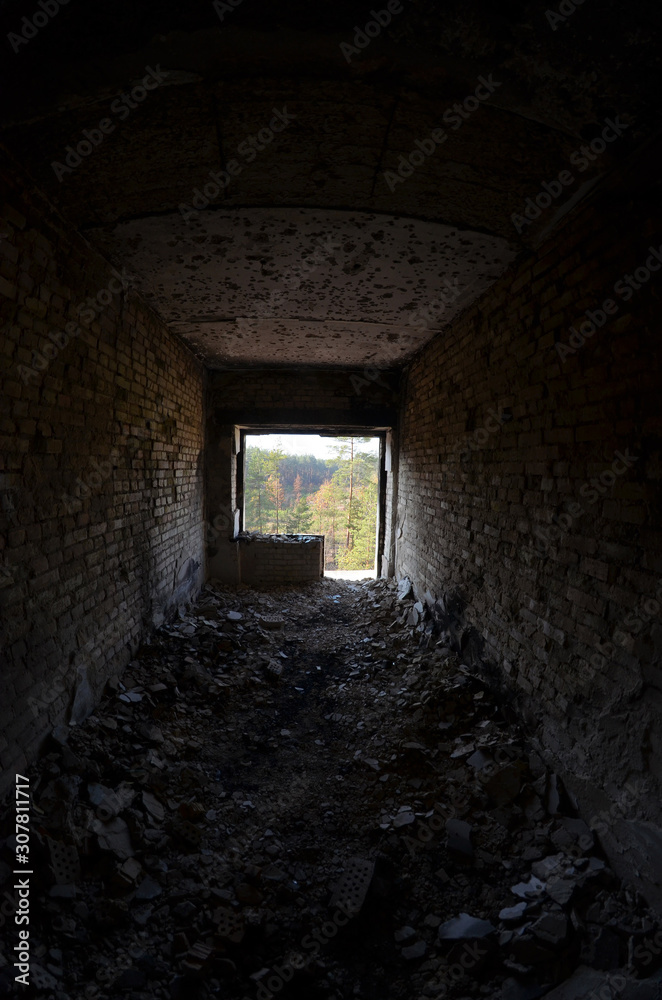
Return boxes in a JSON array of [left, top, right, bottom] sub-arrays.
[[2, 578, 662, 1000]]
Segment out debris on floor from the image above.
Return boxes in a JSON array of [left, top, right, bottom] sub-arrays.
[[1, 577, 661, 999]]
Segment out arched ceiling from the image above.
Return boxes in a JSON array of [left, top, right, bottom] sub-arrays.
[[92, 208, 515, 367], [1, 0, 659, 368]]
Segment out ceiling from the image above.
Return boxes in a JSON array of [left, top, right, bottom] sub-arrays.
[[0, 0, 658, 369], [91, 208, 515, 367]]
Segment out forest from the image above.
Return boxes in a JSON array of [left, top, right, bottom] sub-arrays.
[[243, 439, 379, 570]]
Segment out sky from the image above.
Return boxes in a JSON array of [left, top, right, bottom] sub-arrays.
[[245, 433, 380, 461]]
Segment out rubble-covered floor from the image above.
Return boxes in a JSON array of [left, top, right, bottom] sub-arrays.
[[3, 578, 662, 1000]]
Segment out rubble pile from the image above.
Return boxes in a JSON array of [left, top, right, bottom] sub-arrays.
[[2, 578, 661, 1000]]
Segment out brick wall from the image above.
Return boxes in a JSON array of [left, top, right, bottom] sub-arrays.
[[238, 534, 324, 587], [0, 154, 205, 792], [395, 151, 662, 906]]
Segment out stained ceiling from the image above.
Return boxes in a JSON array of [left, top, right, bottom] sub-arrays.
[[91, 208, 515, 367]]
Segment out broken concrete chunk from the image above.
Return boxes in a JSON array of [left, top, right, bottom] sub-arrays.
[[362, 757, 380, 771], [402, 940, 427, 960], [547, 878, 576, 905], [91, 816, 134, 859], [142, 790, 165, 823], [407, 606, 419, 627], [88, 781, 134, 821], [213, 906, 245, 943], [499, 902, 528, 924], [511, 875, 546, 899], [467, 749, 492, 770], [182, 940, 215, 973], [70, 666, 95, 725], [183, 660, 213, 686], [48, 839, 81, 885], [134, 876, 162, 901], [438, 912, 495, 940], [259, 615, 285, 629], [531, 854, 565, 880], [329, 857, 375, 916], [393, 809, 416, 828], [119, 858, 143, 883], [51, 724, 70, 746], [141, 724, 165, 745], [265, 660, 283, 680], [394, 926, 416, 943], [119, 689, 144, 703]]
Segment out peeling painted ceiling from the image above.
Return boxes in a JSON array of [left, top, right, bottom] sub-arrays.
[[90, 208, 515, 367]]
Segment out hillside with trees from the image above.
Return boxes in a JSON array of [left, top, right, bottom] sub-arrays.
[[244, 439, 379, 570]]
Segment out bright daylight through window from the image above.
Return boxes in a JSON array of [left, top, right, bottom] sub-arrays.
[[243, 434, 379, 573]]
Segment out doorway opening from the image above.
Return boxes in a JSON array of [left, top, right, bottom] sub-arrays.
[[241, 432, 380, 578]]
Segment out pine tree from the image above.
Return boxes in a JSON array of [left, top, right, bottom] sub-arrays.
[[266, 471, 285, 533], [284, 495, 314, 533]]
